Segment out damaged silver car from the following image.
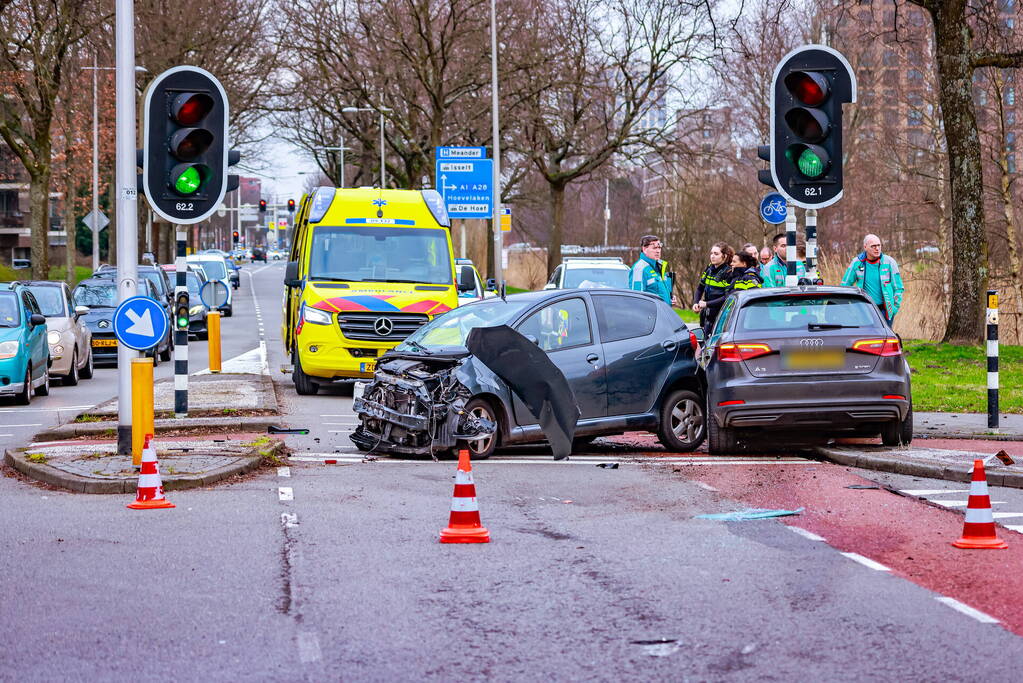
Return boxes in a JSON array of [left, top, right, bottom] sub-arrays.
[[351, 290, 705, 458]]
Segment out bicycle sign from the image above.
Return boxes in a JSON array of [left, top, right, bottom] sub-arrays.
[[759, 192, 788, 225]]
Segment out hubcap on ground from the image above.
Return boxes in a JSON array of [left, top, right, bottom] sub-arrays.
[[468, 405, 493, 454], [671, 399, 703, 443]]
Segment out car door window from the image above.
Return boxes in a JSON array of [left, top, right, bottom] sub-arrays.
[[593, 295, 656, 343], [517, 298, 592, 351], [712, 298, 735, 338]]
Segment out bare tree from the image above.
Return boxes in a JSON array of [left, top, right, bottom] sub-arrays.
[[0, 0, 100, 279]]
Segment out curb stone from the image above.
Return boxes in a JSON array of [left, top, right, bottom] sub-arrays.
[[3, 439, 284, 494], [813, 445, 1023, 489]]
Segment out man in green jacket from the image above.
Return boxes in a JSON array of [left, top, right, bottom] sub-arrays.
[[630, 235, 676, 305], [840, 234, 905, 323], [760, 233, 806, 287]]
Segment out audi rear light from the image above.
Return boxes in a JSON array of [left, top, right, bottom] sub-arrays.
[[689, 331, 699, 351], [717, 342, 773, 362], [851, 337, 901, 356]]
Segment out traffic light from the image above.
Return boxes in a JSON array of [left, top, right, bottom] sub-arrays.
[[287, 199, 295, 213], [175, 290, 190, 330], [232, 230, 240, 245], [259, 199, 267, 213], [141, 66, 234, 224], [769, 45, 856, 209]]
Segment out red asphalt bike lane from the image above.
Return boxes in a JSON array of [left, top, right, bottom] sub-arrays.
[[670, 459, 1023, 636]]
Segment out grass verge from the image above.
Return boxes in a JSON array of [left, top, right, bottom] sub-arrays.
[[904, 340, 1022, 414]]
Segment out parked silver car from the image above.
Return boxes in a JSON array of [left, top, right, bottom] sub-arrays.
[[23, 281, 94, 385]]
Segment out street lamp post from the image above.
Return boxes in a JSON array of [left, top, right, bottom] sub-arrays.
[[313, 142, 351, 187], [341, 105, 391, 188]]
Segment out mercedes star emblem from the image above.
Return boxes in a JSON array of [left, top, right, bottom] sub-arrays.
[[374, 317, 394, 336]]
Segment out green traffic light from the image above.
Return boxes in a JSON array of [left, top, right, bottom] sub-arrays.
[[177, 315, 189, 328], [797, 148, 825, 178], [174, 166, 202, 195]]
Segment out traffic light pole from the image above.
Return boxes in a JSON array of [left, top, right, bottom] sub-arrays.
[[115, 0, 140, 455], [489, 0, 503, 288], [784, 205, 798, 287], [804, 209, 818, 282], [174, 228, 188, 417]]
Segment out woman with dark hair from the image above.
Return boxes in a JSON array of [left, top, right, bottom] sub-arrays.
[[729, 251, 763, 291], [693, 242, 735, 336]]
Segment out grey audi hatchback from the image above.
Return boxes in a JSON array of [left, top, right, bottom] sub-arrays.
[[699, 286, 912, 454]]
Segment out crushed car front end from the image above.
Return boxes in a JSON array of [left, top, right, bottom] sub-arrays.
[[350, 352, 497, 456]]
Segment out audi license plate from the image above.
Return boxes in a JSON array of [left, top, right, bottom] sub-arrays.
[[92, 339, 117, 348], [359, 361, 376, 374], [782, 349, 844, 370]]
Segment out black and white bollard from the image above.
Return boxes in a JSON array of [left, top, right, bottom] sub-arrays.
[[987, 290, 999, 430], [805, 208, 818, 283], [174, 229, 188, 417], [785, 205, 798, 286]]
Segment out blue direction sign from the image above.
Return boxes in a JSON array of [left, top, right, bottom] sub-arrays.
[[760, 192, 788, 224], [435, 147, 493, 219], [113, 295, 169, 351]]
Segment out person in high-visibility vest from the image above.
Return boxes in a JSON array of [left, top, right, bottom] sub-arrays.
[[693, 242, 734, 337], [630, 235, 676, 306]]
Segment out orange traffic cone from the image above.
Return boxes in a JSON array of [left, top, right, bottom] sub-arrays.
[[952, 458, 1007, 549], [127, 434, 175, 510], [439, 450, 489, 543]]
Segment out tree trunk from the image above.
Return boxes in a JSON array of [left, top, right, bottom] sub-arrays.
[[65, 161, 77, 287], [29, 172, 51, 281], [933, 14, 987, 343], [547, 182, 566, 274]]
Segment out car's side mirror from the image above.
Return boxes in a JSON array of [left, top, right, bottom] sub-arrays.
[[284, 261, 301, 288], [74, 305, 90, 319], [485, 278, 496, 291], [30, 313, 46, 327], [457, 265, 475, 292], [690, 327, 705, 343], [524, 334, 539, 346]]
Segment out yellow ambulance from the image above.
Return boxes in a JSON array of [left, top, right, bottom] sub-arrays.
[[282, 187, 468, 394]]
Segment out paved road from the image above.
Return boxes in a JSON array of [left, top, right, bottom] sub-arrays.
[[0, 265, 267, 447], [3, 263, 1023, 679]]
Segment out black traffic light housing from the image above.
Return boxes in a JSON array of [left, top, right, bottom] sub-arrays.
[[142, 66, 232, 224], [259, 199, 267, 213], [287, 199, 295, 213], [769, 45, 856, 209], [232, 230, 240, 245], [175, 290, 190, 330]]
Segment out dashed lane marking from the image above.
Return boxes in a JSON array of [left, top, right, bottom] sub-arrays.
[[935, 597, 1000, 624], [0, 423, 42, 428], [992, 512, 1023, 519], [841, 552, 891, 572], [900, 489, 970, 496], [930, 500, 1007, 507], [0, 434, 11, 438], [277, 467, 291, 477], [281, 512, 298, 528], [787, 526, 827, 542], [278, 487, 294, 501], [0, 406, 93, 413]]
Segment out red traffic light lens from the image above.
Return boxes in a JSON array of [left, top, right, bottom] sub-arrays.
[[784, 107, 829, 142], [172, 93, 214, 126], [784, 71, 829, 106]]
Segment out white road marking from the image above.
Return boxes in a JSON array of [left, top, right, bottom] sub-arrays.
[[0, 423, 42, 427], [193, 341, 268, 375], [0, 406, 93, 413], [840, 552, 890, 572], [0, 434, 11, 438], [281, 512, 298, 528], [278, 487, 294, 501], [1005, 525, 1023, 533], [931, 500, 1007, 508], [277, 467, 291, 477], [328, 430, 354, 434], [935, 597, 999, 624], [901, 489, 970, 496], [695, 481, 719, 491], [992, 512, 1023, 519], [288, 453, 814, 466], [296, 630, 322, 663], [788, 526, 826, 542]]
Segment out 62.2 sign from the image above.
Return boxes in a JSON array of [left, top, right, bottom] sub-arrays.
[[175, 202, 195, 212]]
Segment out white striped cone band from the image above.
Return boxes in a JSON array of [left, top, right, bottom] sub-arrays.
[[455, 470, 474, 485], [137, 473, 163, 489], [450, 496, 480, 512], [969, 477, 990, 497], [965, 506, 996, 524]]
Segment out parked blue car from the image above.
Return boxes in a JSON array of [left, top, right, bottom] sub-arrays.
[[0, 282, 51, 404]]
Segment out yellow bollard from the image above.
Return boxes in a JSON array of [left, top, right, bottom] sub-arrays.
[[131, 357, 155, 467], [207, 310, 222, 373]]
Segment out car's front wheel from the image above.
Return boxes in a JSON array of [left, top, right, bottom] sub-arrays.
[[463, 397, 498, 459], [657, 389, 706, 452], [15, 366, 31, 405], [881, 404, 913, 447], [35, 365, 49, 396], [80, 349, 94, 379], [63, 351, 79, 386]]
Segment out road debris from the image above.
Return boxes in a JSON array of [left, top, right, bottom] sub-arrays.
[[697, 507, 804, 521]]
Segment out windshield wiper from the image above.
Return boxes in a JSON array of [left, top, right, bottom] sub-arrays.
[[403, 339, 431, 354], [309, 276, 355, 282], [807, 323, 860, 330]]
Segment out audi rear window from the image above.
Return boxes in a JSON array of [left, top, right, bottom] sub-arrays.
[[737, 295, 880, 332]]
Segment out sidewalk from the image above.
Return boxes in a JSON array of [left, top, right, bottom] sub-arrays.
[[5, 372, 285, 493], [915, 411, 1023, 441]]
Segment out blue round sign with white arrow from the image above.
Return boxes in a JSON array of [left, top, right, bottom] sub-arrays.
[[759, 192, 788, 225], [112, 295, 169, 351]]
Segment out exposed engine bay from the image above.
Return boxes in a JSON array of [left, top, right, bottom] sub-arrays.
[[350, 353, 496, 456]]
